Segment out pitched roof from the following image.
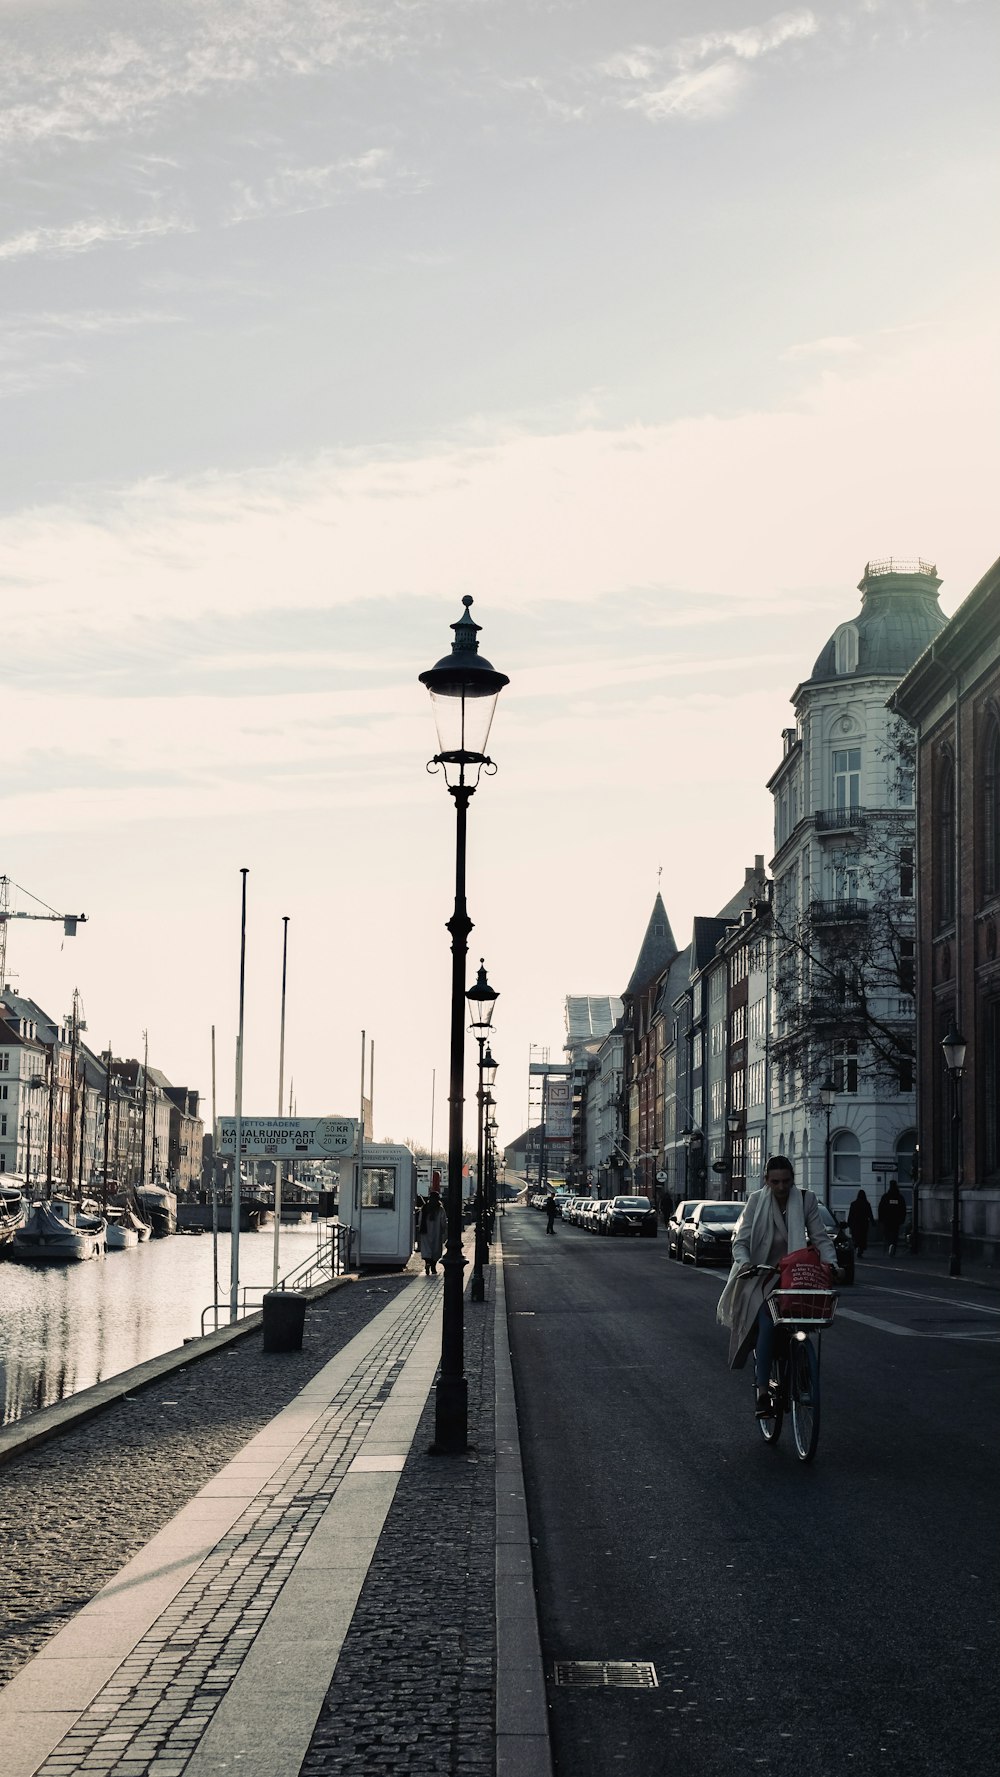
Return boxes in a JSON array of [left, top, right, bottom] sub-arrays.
[[623, 893, 677, 998]]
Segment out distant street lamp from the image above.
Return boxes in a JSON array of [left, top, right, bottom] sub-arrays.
[[819, 1075, 836, 1209], [467, 963, 499, 1304], [941, 1020, 967, 1279], [420, 599, 508, 1454]]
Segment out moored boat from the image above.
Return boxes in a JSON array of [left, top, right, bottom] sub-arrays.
[[0, 1182, 27, 1249], [136, 1184, 177, 1238], [105, 1209, 140, 1251], [11, 1200, 105, 1263]]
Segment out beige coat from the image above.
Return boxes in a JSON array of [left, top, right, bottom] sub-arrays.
[[716, 1186, 835, 1370]]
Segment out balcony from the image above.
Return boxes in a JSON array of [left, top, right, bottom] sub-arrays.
[[809, 898, 869, 923], [815, 807, 866, 834]]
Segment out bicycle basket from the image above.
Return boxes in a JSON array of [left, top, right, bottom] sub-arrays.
[[767, 1288, 838, 1328]]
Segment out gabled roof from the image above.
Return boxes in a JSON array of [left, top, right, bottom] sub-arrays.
[[623, 893, 677, 999], [654, 944, 692, 1020], [691, 917, 729, 973]]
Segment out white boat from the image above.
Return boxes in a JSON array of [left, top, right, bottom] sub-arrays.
[[11, 1200, 105, 1263], [0, 1182, 27, 1249], [105, 1210, 140, 1251]]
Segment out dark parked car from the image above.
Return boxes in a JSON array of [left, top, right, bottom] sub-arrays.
[[818, 1204, 855, 1284], [681, 1201, 743, 1267], [667, 1200, 700, 1259], [603, 1195, 657, 1238]]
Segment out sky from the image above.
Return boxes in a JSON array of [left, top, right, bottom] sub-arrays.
[[1, 0, 998, 1157]]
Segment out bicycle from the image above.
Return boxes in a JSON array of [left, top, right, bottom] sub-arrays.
[[743, 1264, 838, 1463]]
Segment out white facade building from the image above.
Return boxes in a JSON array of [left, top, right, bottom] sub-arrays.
[[767, 561, 945, 1211]]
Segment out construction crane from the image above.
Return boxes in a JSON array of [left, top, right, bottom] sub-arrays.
[[0, 875, 87, 993]]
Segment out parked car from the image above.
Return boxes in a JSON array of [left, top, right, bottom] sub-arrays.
[[604, 1195, 657, 1238], [681, 1201, 743, 1267], [817, 1204, 856, 1284], [666, 1200, 700, 1259], [584, 1198, 606, 1232]]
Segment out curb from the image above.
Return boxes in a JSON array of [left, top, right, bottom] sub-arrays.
[[0, 1274, 356, 1470], [494, 1221, 554, 1777]]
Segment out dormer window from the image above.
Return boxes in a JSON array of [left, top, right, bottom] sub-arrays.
[[835, 625, 858, 674]]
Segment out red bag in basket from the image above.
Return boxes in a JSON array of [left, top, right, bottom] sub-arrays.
[[777, 1247, 832, 1318]]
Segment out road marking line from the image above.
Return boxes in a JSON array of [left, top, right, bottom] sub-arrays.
[[863, 1284, 1000, 1317]]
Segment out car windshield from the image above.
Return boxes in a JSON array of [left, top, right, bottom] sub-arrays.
[[616, 1198, 649, 1209], [700, 1204, 739, 1223]]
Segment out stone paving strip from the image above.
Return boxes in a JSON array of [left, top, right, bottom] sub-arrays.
[[0, 1277, 414, 1688], [0, 1276, 444, 1777]]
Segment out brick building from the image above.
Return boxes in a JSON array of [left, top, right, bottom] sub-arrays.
[[892, 552, 1000, 1258]]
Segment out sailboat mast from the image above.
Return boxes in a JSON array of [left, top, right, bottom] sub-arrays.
[[103, 1046, 112, 1212], [139, 1030, 149, 1188], [67, 995, 78, 1198]]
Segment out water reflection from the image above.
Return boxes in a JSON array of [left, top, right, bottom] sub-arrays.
[[0, 1226, 323, 1425]]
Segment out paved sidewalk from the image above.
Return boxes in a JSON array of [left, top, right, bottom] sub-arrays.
[[0, 1225, 548, 1777]]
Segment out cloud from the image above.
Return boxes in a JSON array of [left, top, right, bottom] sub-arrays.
[[782, 334, 865, 360], [226, 147, 420, 224], [0, 2, 423, 157], [0, 212, 191, 261], [532, 7, 821, 125]]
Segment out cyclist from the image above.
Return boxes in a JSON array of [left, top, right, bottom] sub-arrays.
[[717, 1157, 839, 1415]]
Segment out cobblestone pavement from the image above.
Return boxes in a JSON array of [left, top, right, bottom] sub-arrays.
[[300, 1278, 496, 1777], [0, 1274, 413, 1688], [29, 1282, 439, 1777]]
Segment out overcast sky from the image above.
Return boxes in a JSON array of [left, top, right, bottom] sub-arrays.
[[2, 0, 997, 1156]]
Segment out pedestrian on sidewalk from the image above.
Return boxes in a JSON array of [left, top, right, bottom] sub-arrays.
[[847, 1188, 874, 1258], [877, 1180, 907, 1256], [545, 1192, 558, 1234], [418, 1177, 447, 1275]]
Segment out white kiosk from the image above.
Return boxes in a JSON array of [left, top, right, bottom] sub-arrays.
[[341, 1142, 417, 1270]]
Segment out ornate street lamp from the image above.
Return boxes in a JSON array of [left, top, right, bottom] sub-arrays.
[[467, 959, 499, 1304], [819, 1075, 836, 1209], [940, 1020, 967, 1278], [420, 599, 508, 1453]]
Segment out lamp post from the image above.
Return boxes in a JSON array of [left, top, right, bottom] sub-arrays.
[[487, 1110, 499, 1230], [467, 970, 498, 1304], [419, 599, 508, 1454], [819, 1075, 836, 1209], [941, 1020, 967, 1279], [725, 1111, 742, 1195]]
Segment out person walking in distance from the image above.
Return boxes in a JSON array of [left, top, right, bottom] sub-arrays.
[[418, 1174, 447, 1275], [877, 1179, 907, 1256], [545, 1192, 558, 1235], [847, 1188, 874, 1259]]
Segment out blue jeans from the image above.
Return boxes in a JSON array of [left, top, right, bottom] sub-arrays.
[[755, 1302, 776, 1390]]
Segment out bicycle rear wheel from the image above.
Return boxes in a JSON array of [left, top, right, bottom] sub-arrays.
[[790, 1336, 821, 1462], [756, 1359, 783, 1444]]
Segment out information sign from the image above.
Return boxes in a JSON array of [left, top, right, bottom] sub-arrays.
[[215, 1116, 357, 1158]]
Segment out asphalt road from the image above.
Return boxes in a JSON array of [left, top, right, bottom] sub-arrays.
[[503, 1205, 1000, 1777]]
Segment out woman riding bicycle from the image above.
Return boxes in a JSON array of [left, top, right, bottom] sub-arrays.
[[717, 1157, 839, 1415]]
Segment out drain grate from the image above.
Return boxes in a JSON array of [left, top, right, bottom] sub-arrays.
[[553, 1661, 658, 1689]]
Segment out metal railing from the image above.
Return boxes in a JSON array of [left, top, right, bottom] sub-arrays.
[[809, 897, 870, 921], [815, 807, 866, 832], [198, 1224, 350, 1337], [864, 557, 937, 579]]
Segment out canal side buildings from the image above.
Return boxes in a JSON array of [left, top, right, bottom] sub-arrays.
[[0, 988, 203, 1199]]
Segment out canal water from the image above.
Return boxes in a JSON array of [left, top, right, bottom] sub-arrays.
[[0, 1225, 326, 1426]]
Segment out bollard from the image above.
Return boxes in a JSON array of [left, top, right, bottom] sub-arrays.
[[262, 1289, 306, 1352]]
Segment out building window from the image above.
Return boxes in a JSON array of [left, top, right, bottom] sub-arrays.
[[730, 1004, 746, 1044], [361, 1167, 396, 1210], [0, 1085, 7, 1101], [833, 1043, 859, 1095], [831, 1130, 861, 1185], [836, 626, 858, 674], [898, 1051, 914, 1093], [936, 752, 956, 927], [747, 1059, 766, 1106], [985, 1001, 1000, 1174], [833, 747, 861, 811], [731, 1071, 745, 1112], [0, 1114, 6, 1136], [899, 847, 914, 898], [0, 1053, 8, 1073], [711, 1079, 724, 1121], [898, 939, 915, 995], [895, 1130, 918, 1185], [982, 718, 1000, 901], [746, 1131, 762, 1179]]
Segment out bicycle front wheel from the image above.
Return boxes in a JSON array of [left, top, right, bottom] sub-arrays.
[[756, 1358, 784, 1445], [790, 1336, 821, 1462]]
